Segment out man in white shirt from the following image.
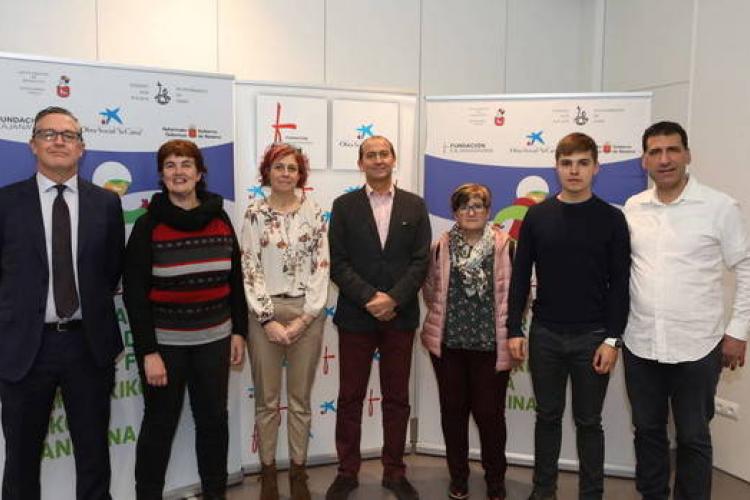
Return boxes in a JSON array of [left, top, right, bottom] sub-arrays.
[[623, 121, 750, 500]]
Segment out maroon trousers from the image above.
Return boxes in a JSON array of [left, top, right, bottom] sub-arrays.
[[335, 325, 415, 479], [430, 346, 510, 494]]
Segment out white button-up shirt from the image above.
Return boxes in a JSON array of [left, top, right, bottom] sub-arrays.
[[623, 176, 750, 363]]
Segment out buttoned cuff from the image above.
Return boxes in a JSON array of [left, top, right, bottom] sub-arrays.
[[725, 318, 749, 341]]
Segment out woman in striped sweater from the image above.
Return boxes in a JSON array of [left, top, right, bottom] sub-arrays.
[[123, 139, 248, 500]]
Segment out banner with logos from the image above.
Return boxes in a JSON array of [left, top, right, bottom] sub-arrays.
[[330, 99, 400, 170], [418, 93, 651, 476], [256, 95, 328, 170], [236, 81, 417, 470], [0, 52, 238, 499]]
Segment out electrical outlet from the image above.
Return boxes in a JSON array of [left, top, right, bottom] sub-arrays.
[[715, 397, 740, 421]]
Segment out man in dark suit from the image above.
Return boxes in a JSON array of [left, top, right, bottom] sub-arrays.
[[0, 106, 125, 500], [325, 136, 431, 500]]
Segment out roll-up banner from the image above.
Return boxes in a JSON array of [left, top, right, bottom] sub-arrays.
[[0, 52, 236, 499], [418, 93, 651, 477]]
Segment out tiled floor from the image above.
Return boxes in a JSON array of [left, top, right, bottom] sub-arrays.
[[225, 454, 750, 499]]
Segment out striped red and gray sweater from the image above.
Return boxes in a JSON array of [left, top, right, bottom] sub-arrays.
[[123, 191, 248, 357]]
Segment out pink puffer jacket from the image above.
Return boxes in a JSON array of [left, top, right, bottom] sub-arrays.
[[420, 224, 513, 372]]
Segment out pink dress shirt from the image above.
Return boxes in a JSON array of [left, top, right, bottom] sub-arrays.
[[366, 183, 394, 249]]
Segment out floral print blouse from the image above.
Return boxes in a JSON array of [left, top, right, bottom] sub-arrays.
[[241, 194, 330, 323]]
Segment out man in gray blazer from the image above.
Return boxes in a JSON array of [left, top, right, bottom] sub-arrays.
[[325, 136, 431, 500]]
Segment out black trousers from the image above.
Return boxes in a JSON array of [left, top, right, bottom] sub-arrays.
[[0, 324, 115, 500], [528, 321, 610, 500], [135, 336, 231, 500], [623, 344, 721, 500]]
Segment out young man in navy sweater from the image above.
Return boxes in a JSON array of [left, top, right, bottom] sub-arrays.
[[506, 132, 631, 500]]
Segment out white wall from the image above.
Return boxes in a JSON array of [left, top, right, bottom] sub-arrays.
[[602, 0, 694, 125], [420, 0, 507, 95], [98, 0, 219, 72], [219, 0, 325, 83], [0, 0, 598, 94], [505, 0, 597, 93], [326, 0, 420, 90], [0, 1, 98, 60], [689, 0, 750, 481]]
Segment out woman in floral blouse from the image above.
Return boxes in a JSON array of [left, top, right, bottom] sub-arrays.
[[420, 183, 514, 500], [241, 143, 329, 500]]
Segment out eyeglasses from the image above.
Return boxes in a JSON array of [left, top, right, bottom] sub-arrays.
[[363, 150, 392, 161], [456, 204, 487, 214], [33, 129, 82, 143], [271, 163, 300, 174]]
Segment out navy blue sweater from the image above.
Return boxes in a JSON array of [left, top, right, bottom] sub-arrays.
[[506, 195, 630, 338]]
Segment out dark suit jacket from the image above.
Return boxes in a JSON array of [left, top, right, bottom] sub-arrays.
[[0, 175, 125, 382], [329, 186, 431, 332]]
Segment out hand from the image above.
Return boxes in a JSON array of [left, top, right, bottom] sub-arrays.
[[593, 343, 619, 374], [230, 334, 246, 365], [721, 335, 747, 370], [365, 292, 397, 321], [379, 310, 397, 321], [143, 352, 168, 387], [285, 316, 309, 344], [508, 337, 527, 361], [263, 321, 290, 345]]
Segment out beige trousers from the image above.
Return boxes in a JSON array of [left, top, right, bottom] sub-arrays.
[[248, 296, 324, 465]]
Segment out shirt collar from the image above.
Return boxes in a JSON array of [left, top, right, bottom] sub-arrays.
[[678, 175, 703, 202], [37, 172, 78, 194], [641, 174, 703, 206], [365, 183, 394, 197]]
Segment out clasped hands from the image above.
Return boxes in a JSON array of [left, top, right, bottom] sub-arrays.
[[263, 314, 314, 345], [365, 291, 397, 321]]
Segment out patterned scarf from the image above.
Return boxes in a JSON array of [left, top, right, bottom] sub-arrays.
[[448, 223, 494, 298]]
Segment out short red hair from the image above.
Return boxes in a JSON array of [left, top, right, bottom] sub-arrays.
[[258, 143, 309, 188]]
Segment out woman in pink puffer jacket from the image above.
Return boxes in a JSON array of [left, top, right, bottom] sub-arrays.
[[420, 183, 515, 500]]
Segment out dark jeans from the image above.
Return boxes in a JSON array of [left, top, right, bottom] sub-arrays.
[[135, 336, 231, 500], [528, 321, 610, 500], [0, 325, 114, 500], [335, 325, 415, 479], [623, 344, 721, 500], [431, 346, 510, 496]]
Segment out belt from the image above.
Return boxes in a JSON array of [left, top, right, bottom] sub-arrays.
[[271, 293, 304, 299], [44, 320, 83, 332]]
